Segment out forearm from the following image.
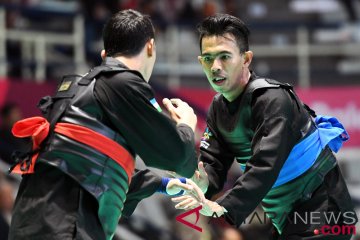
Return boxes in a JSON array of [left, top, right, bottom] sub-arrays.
[[123, 169, 162, 217]]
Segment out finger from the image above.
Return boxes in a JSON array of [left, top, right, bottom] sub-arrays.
[[183, 200, 199, 210], [175, 198, 195, 209], [162, 98, 171, 106], [171, 195, 191, 202], [175, 198, 193, 209], [162, 98, 177, 114], [183, 204, 199, 211], [170, 98, 183, 106], [185, 179, 205, 202], [198, 161, 207, 176], [186, 188, 202, 202], [170, 99, 190, 109], [175, 182, 193, 191]]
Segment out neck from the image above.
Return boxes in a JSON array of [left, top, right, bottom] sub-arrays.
[[224, 70, 251, 102], [114, 55, 148, 81]]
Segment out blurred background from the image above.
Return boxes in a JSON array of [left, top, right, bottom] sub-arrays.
[[0, 0, 360, 239]]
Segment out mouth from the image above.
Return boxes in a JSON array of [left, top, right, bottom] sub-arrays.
[[212, 77, 226, 85]]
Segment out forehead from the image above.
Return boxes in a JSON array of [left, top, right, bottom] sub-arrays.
[[201, 33, 240, 54]]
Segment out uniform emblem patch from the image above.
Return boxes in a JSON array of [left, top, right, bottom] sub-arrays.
[[58, 81, 72, 92], [200, 127, 212, 149], [201, 127, 213, 141], [150, 98, 162, 112]]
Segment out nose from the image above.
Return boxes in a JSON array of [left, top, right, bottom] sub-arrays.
[[211, 59, 221, 74]]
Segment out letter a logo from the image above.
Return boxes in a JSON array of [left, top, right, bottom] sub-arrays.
[[176, 206, 203, 232]]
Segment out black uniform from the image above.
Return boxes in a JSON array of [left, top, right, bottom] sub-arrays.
[[200, 72, 357, 239], [9, 57, 197, 240], [123, 72, 358, 240]]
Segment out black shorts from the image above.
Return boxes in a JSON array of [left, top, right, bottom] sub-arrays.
[[9, 163, 105, 240]]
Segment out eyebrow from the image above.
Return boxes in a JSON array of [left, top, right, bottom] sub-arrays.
[[201, 51, 232, 56]]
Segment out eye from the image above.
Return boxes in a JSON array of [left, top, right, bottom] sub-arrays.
[[220, 54, 231, 61], [202, 56, 213, 63]]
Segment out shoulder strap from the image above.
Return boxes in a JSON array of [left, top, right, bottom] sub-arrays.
[[247, 78, 316, 117], [246, 77, 292, 94], [79, 65, 128, 86]]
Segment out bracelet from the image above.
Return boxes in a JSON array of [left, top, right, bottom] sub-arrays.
[[157, 177, 171, 194]]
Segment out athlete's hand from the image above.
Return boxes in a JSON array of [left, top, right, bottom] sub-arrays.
[[171, 179, 206, 209], [162, 98, 197, 132], [190, 161, 209, 193], [172, 194, 201, 211], [200, 199, 226, 217], [172, 195, 226, 217], [167, 162, 208, 193], [166, 178, 193, 196]]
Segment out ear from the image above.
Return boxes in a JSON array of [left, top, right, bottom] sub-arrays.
[[197, 55, 202, 65], [244, 51, 253, 66], [101, 50, 106, 60], [147, 38, 155, 57]]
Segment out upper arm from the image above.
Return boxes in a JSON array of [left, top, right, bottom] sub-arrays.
[[94, 72, 196, 176]]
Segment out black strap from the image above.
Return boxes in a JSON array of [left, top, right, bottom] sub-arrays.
[[10, 65, 129, 173], [249, 78, 317, 118], [9, 149, 40, 173], [79, 65, 127, 86], [303, 103, 317, 118], [37, 96, 53, 115]]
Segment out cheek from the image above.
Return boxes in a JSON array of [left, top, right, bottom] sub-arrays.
[[202, 66, 212, 77], [227, 63, 242, 78]]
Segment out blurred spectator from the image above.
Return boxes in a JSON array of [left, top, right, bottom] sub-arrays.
[[176, 0, 202, 28], [80, 0, 121, 65], [121, 0, 139, 9], [139, 0, 168, 31], [0, 103, 28, 164], [0, 174, 14, 240], [339, 0, 358, 23], [223, 0, 239, 16], [202, 0, 223, 17]]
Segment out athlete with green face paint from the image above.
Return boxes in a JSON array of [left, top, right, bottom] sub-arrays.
[[170, 14, 358, 240]]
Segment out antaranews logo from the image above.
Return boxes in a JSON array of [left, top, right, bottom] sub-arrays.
[[314, 225, 356, 236], [176, 206, 203, 232], [176, 208, 357, 237], [175, 206, 221, 232], [245, 210, 357, 236]]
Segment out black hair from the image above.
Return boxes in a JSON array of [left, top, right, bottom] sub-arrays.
[[102, 9, 155, 57], [197, 14, 250, 54]]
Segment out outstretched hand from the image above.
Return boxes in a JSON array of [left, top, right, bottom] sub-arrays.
[[171, 178, 206, 210], [167, 161, 209, 194], [166, 178, 193, 196], [170, 163, 225, 217], [190, 161, 209, 194], [172, 194, 226, 217]]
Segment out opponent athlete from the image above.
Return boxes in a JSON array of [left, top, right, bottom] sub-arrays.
[[8, 9, 198, 240], [171, 14, 358, 240]]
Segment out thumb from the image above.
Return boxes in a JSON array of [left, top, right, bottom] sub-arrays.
[[162, 98, 176, 113], [176, 182, 194, 191], [198, 161, 207, 176]]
